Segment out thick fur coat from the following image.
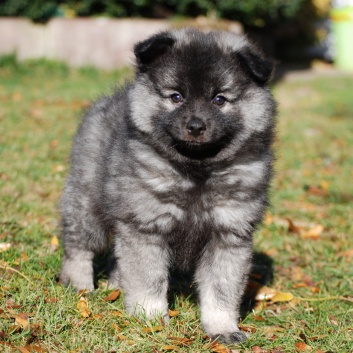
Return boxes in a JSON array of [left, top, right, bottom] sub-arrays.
[[60, 28, 276, 344]]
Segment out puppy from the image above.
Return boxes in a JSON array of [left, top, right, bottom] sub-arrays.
[[60, 28, 276, 344]]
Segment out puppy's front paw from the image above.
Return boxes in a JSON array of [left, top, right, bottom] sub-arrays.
[[210, 331, 247, 345], [61, 255, 94, 291]]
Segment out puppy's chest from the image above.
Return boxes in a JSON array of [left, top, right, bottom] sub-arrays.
[[134, 171, 245, 235]]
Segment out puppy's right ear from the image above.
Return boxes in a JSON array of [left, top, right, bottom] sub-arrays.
[[134, 32, 175, 71]]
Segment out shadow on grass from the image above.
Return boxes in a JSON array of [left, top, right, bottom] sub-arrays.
[[91, 250, 274, 317], [167, 251, 274, 316]]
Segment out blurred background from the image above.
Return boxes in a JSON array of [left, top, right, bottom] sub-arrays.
[[1, 2, 353, 352], [1, 0, 353, 71]]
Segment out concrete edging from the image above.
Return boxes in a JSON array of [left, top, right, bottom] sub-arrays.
[[0, 17, 242, 69]]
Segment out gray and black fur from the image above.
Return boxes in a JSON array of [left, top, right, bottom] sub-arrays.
[[60, 28, 276, 344]]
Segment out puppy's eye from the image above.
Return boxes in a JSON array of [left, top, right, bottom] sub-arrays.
[[170, 93, 183, 104], [213, 95, 226, 107]]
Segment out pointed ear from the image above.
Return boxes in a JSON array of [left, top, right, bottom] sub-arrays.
[[134, 32, 175, 71], [236, 46, 275, 84]]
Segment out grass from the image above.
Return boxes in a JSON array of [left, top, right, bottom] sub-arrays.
[[0, 55, 353, 353]]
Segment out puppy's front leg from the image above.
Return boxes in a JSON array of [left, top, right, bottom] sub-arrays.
[[195, 237, 252, 344], [116, 224, 170, 321]]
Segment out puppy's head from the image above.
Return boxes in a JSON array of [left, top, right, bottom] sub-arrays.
[[130, 28, 276, 162]]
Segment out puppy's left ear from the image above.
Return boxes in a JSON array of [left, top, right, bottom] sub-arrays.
[[134, 32, 175, 71], [236, 46, 275, 84]]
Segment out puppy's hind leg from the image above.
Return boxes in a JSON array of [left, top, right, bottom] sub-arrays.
[[195, 237, 252, 344]]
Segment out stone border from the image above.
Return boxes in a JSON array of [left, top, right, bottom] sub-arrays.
[[0, 17, 242, 69]]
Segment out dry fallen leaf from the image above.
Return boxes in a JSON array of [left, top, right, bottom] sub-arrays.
[[24, 345, 46, 353], [338, 249, 353, 258], [168, 336, 194, 346], [287, 218, 301, 235], [117, 333, 127, 340], [103, 289, 121, 302], [161, 345, 179, 351], [255, 286, 278, 301], [253, 315, 265, 321], [168, 309, 179, 317], [16, 347, 31, 353], [50, 236, 59, 252], [77, 297, 91, 318], [306, 185, 328, 197], [45, 297, 58, 304], [264, 213, 273, 225], [110, 310, 123, 317], [142, 325, 164, 333], [263, 326, 285, 337], [15, 313, 29, 329], [210, 343, 229, 353], [0, 243, 11, 253], [295, 342, 312, 352], [301, 225, 324, 240], [239, 323, 256, 333], [6, 298, 21, 309], [271, 292, 294, 303]]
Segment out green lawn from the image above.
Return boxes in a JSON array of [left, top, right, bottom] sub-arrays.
[[1, 56, 353, 353]]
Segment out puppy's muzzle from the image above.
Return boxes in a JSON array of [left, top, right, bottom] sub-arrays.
[[186, 117, 206, 138]]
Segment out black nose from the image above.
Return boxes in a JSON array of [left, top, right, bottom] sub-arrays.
[[186, 117, 206, 137]]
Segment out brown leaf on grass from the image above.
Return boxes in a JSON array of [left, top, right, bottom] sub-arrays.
[[265, 248, 278, 257], [49, 140, 59, 150], [295, 342, 312, 352], [15, 313, 29, 329], [21, 252, 29, 262], [168, 309, 179, 317], [305, 185, 328, 197], [111, 322, 120, 332], [311, 287, 320, 293], [92, 313, 104, 320], [210, 342, 229, 353], [168, 336, 194, 346], [271, 292, 294, 303], [286, 218, 301, 235], [142, 325, 164, 333], [329, 315, 338, 326], [292, 283, 308, 289], [117, 333, 127, 340], [301, 225, 324, 240], [264, 213, 273, 225], [262, 326, 285, 337], [110, 310, 123, 317], [239, 323, 256, 333], [290, 266, 304, 281], [77, 297, 91, 318], [252, 347, 265, 353], [50, 236, 59, 252], [24, 345, 46, 353], [255, 286, 278, 301], [6, 298, 21, 309], [161, 345, 179, 351], [16, 347, 31, 353], [44, 298, 58, 304], [103, 289, 121, 302], [338, 249, 353, 258], [0, 341, 11, 347], [253, 315, 265, 321]]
